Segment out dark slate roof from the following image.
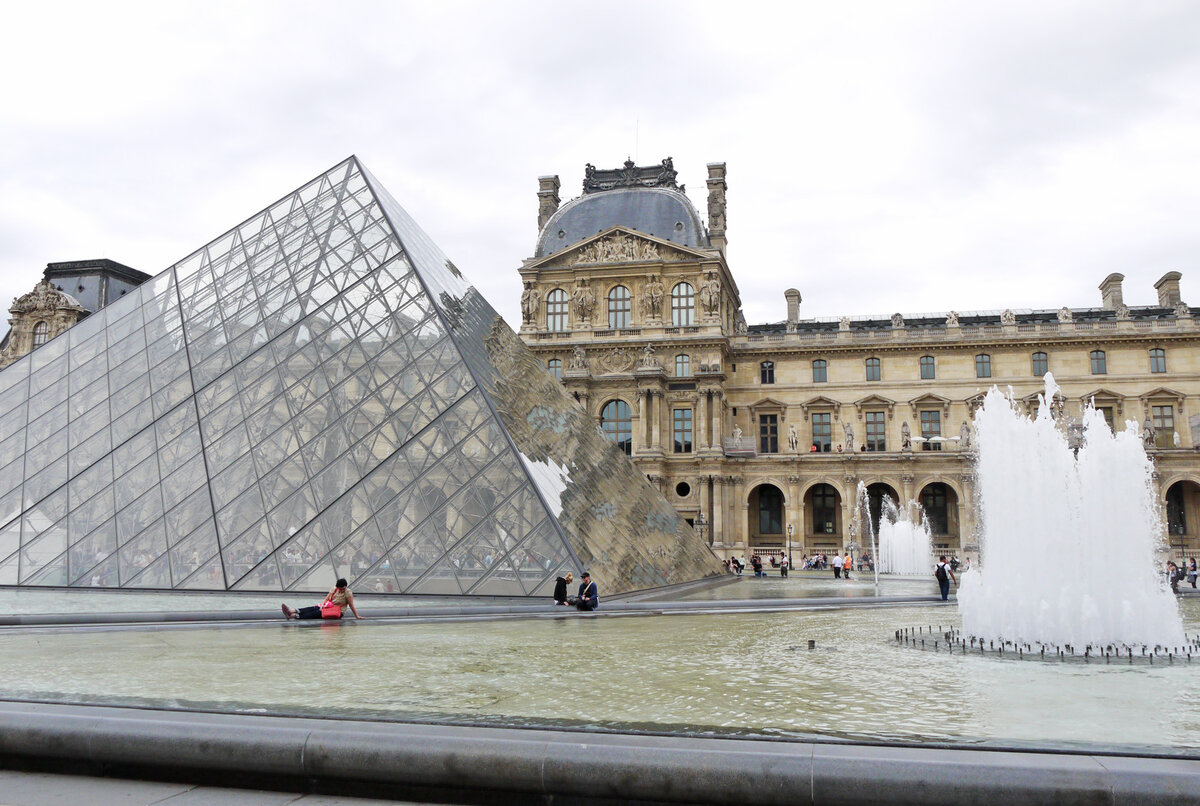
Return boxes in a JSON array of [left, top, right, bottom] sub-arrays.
[[748, 306, 1187, 335], [535, 187, 708, 258]]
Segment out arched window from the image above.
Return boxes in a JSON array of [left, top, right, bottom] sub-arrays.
[[975, 354, 991, 378], [600, 400, 632, 455], [675, 354, 690, 377], [811, 484, 838, 534], [757, 485, 783, 534], [547, 359, 562, 380], [608, 285, 631, 329], [760, 361, 775, 384], [671, 282, 695, 326], [812, 359, 827, 383], [865, 357, 881, 381], [919, 355, 935, 380], [31, 321, 49, 348], [546, 289, 568, 332], [921, 483, 949, 534], [1032, 351, 1048, 377], [1090, 350, 1107, 375], [1150, 348, 1167, 373]]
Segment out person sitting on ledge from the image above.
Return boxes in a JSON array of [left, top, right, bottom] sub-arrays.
[[282, 578, 361, 620], [575, 571, 599, 611], [553, 572, 573, 605]]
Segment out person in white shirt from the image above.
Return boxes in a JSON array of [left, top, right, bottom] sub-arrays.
[[832, 553, 843, 579]]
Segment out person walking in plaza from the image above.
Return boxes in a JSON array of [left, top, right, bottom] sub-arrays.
[[282, 578, 361, 620], [843, 553, 852, 580], [552, 572, 573, 605], [832, 552, 842, 579], [575, 571, 599, 611], [935, 556, 956, 601], [1189, 558, 1197, 589], [780, 554, 789, 578]]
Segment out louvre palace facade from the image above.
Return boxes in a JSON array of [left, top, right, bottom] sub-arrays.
[[518, 158, 1200, 562]]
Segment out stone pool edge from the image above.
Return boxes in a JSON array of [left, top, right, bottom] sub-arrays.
[[0, 701, 1195, 805]]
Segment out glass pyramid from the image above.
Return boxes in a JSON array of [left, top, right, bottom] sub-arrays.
[[0, 157, 723, 596]]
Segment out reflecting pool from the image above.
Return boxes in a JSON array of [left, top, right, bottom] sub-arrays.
[[1, 598, 1197, 754]]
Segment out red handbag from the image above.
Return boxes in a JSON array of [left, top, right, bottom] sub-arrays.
[[319, 600, 342, 619]]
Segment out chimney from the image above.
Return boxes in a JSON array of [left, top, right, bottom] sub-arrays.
[[537, 175, 560, 232], [1155, 271, 1182, 308], [784, 289, 801, 330], [706, 162, 727, 255], [1098, 273, 1124, 310]]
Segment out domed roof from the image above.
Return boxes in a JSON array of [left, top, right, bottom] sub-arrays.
[[535, 186, 709, 259]]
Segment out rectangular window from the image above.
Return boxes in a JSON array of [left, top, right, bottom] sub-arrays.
[[759, 413, 778, 453], [812, 360, 827, 383], [1032, 352, 1048, 376], [975, 354, 991, 378], [673, 408, 693, 454], [760, 362, 775, 384], [865, 357, 880, 381], [1150, 349, 1167, 373], [1153, 404, 1174, 449], [865, 411, 886, 451], [920, 356, 935, 380], [1090, 350, 1107, 375], [920, 410, 941, 451], [812, 413, 831, 452]]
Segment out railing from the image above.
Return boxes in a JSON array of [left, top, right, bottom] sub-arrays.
[[723, 437, 757, 457]]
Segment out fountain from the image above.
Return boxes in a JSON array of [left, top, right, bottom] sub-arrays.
[[956, 374, 1185, 651], [857, 484, 933, 577]]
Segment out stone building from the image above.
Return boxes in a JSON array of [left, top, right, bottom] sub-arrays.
[[0, 259, 149, 368], [518, 159, 1200, 563]]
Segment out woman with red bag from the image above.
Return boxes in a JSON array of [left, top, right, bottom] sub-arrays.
[[281, 578, 361, 620]]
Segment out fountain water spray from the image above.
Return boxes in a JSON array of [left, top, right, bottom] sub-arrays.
[[856, 483, 933, 584], [957, 374, 1184, 650]]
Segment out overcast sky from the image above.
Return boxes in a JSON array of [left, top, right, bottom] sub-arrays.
[[2, 1, 1198, 330]]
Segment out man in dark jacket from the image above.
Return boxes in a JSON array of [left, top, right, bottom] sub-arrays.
[[576, 571, 599, 611], [552, 572, 573, 605]]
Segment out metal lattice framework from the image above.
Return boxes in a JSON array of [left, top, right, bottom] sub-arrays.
[[0, 157, 722, 595]]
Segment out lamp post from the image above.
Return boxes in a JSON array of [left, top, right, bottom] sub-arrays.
[[696, 512, 708, 545], [786, 523, 793, 569]]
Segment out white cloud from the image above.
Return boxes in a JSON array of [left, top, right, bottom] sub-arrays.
[[1, 0, 1197, 330]]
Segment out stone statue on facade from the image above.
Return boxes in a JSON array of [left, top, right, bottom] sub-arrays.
[[569, 345, 588, 371], [1001, 309, 1016, 326], [842, 421, 855, 452], [700, 271, 721, 316], [1115, 303, 1131, 320], [946, 310, 959, 327], [788, 424, 799, 453], [1057, 306, 1073, 323], [1176, 300, 1192, 319], [640, 274, 664, 320], [1142, 418, 1157, 449], [839, 316, 851, 332], [891, 312, 904, 328], [734, 311, 748, 334], [571, 278, 596, 322], [637, 343, 661, 369], [732, 424, 742, 441], [960, 421, 972, 451], [520, 281, 540, 325], [901, 421, 912, 451], [707, 188, 725, 231]]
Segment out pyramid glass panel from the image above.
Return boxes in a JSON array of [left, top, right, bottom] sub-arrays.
[[0, 157, 722, 595]]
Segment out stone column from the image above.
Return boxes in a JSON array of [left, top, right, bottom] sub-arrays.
[[699, 475, 712, 545], [650, 391, 662, 449], [712, 476, 726, 545], [636, 390, 648, 452], [697, 391, 709, 450]]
